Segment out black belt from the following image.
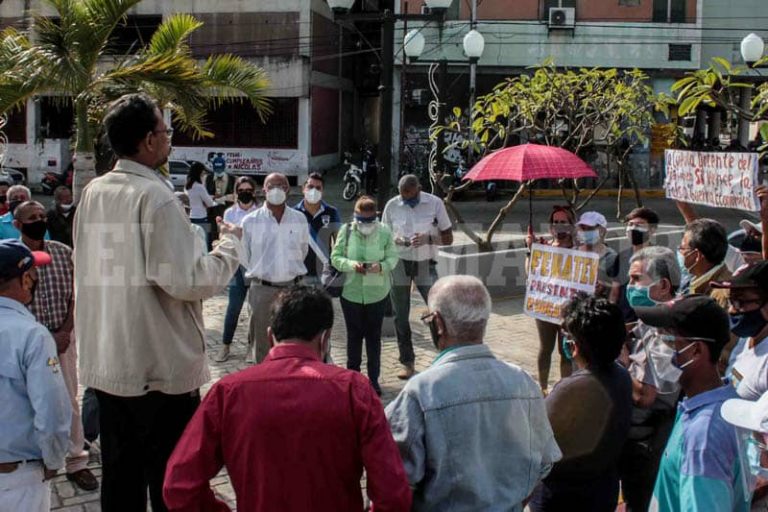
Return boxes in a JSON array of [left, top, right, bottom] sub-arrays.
[[258, 277, 301, 287], [0, 459, 41, 473]]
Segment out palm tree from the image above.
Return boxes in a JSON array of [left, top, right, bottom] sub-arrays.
[[0, 0, 271, 197]]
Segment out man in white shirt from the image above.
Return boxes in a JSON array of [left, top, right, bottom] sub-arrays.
[[382, 174, 453, 379], [241, 173, 309, 363]]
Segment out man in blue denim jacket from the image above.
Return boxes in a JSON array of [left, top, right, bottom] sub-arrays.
[[385, 275, 562, 511]]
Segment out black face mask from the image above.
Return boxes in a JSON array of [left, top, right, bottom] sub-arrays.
[[8, 200, 22, 215], [237, 191, 254, 204], [21, 220, 47, 241], [428, 316, 440, 349], [629, 228, 650, 246]]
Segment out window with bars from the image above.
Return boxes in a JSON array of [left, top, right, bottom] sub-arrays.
[[653, 0, 687, 23], [669, 44, 692, 61]]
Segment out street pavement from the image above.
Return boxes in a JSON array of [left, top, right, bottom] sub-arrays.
[[50, 290, 548, 511], [46, 168, 752, 510]]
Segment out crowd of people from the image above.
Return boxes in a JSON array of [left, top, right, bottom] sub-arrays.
[[4, 90, 768, 512]]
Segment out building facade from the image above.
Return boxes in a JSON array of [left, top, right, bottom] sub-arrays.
[[0, 0, 357, 186]]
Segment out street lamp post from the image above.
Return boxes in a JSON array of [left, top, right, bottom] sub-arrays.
[[328, 0, 449, 207], [738, 33, 765, 145]]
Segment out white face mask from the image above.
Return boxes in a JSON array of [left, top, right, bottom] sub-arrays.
[[645, 335, 682, 392], [304, 188, 322, 205], [358, 222, 378, 236], [59, 202, 74, 212], [266, 187, 287, 206]]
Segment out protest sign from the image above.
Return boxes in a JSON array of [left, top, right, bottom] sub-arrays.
[[665, 149, 759, 212], [524, 243, 600, 325]]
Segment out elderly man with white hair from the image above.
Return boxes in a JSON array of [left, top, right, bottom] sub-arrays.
[[385, 275, 561, 511], [0, 185, 50, 240]]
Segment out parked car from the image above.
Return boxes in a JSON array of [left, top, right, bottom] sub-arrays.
[[0, 167, 25, 186], [168, 159, 191, 189]]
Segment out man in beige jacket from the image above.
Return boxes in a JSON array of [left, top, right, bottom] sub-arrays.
[[73, 93, 242, 512]]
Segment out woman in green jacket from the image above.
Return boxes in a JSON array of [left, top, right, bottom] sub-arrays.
[[331, 196, 399, 395]]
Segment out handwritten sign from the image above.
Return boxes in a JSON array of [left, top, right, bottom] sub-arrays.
[[524, 244, 600, 325], [665, 149, 759, 212]]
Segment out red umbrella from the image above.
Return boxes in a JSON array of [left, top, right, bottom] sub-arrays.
[[462, 143, 598, 233], [462, 143, 597, 182]]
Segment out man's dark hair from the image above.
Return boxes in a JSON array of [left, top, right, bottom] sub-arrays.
[[686, 218, 728, 265], [235, 176, 257, 191], [625, 207, 660, 226], [562, 294, 626, 370], [103, 93, 159, 158], [270, 286, 333, 342], [305, 172, 324, 185]]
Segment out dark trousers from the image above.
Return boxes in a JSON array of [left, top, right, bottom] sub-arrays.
[[81, 387, 99, 444], [222, 267, 248, 345], [341, 296, 388, 389], [390, 259, 437, 365], [96, 389, 200, 512]]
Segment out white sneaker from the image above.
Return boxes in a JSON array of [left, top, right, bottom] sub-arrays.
[[245, 345, 256, 364], [214, 345, 230, 363]]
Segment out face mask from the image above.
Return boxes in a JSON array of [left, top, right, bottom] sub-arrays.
[[628, 226, 650, 246], [266, 187, 287, 206], [8, 200, 22, 215], [237, 191, 254, 204], [730, 309, 768, 338], [626, 283, 658, 308], [671, 340, 697, 371], [578, 230, 600, 246], [552, 224, 572, 240], [402, 195, 420, 208], [21, 220, 47, 241], [304, 188, 322, 205], [357, 222, 378, 236], [646, 335, 683, 389], [59, 202, 73, 212], [561, 335, 575, 361]]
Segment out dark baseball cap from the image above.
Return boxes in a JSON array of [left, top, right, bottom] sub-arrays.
[[634, 294, 730, 347], [0, 239, 51, 281], [711, 261, 768, 291]]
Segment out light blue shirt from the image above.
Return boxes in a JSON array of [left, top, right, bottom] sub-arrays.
[[385, 344, 562, 512], [651, 385, 750, 512], [0, 297, 71, 469], [0, 211, 51, 240]]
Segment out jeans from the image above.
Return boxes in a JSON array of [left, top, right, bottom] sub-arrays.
[[190, 217, 212, 251], [390, 259, 437, 365], [96, 389, 200, 512], [340, 296, 388, 391], [222, 267, 248, 345]]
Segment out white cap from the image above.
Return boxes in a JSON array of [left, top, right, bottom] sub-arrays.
[[577, 211, 607, 228], [721, 392, 768, 433], [740, 219, 763, 235]]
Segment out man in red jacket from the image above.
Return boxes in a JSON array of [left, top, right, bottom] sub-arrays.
[[163, 286, 412, 512]]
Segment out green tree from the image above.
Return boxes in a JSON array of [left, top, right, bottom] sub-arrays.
[[435, 63, 664, 251], [0, 0, 271, 197], [671, 56, 768, 149]]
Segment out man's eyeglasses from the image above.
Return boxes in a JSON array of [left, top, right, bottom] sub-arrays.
[[152, 128, 174, 137]]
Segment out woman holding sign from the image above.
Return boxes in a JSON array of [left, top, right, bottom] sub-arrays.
[[526, 205, 577, 392]]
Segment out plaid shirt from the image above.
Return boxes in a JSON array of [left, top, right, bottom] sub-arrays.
[[28, 240, 73, 332]]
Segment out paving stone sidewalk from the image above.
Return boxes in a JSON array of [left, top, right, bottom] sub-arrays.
[[51, 289, 547, 511]]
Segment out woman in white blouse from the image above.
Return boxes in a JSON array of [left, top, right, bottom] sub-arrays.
[[185, 162, 215, 247]]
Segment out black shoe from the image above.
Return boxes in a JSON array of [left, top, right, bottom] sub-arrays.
[[67, 468, 99, 492]]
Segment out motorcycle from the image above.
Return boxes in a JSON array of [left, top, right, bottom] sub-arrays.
[[342, 152, 364, 201], [41, 166, 73, 195]]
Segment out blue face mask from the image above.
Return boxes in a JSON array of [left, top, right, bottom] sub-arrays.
[[402, 195, 420, 208], [561, 335, 575, 361], [730, 309, 768, 338], [626, 283, 658, 308]]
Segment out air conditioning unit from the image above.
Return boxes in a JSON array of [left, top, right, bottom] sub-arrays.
[[549, 7, 575, 28]]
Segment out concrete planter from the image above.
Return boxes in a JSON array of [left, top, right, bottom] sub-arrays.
[[436, 227, 686, 300], [437, 241, 528, 299]]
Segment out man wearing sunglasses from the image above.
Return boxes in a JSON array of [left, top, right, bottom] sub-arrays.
[[635, 295, 749, 512]]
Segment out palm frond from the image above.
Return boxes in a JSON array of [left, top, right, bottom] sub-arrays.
[[146, 14, 203, 56], [203, 54, 272, 122]]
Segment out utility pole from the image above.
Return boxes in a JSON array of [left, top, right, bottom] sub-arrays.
[[468, 0, 477, 164], [377, 11, 395, 208]]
